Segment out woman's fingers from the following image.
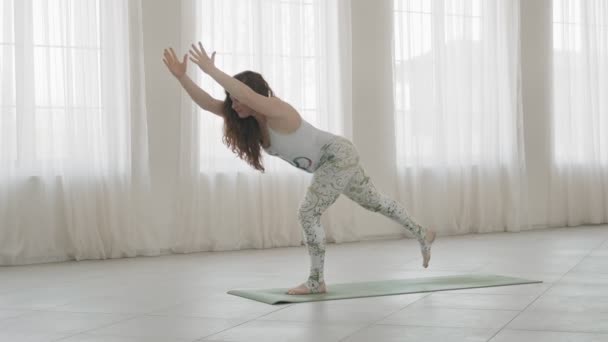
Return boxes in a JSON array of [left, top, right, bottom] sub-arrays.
[[190, 43, 201, 56], [189, 49, 201, 63], [164, 49, 176, 64], [191, 42, 209, 58], [169, 47, 178, 61], [186, 42, 213, 68], [163, 48, 194, 67], [162, 58, 173, 71]]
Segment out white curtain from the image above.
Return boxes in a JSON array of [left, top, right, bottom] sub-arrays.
[[550, 0, 608, 226], [0, 0, 153, 265], [174, 0, 355, 253], [392, 0, 528, 234]]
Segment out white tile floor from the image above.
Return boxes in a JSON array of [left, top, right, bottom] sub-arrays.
[[1, 225, 608, 342]]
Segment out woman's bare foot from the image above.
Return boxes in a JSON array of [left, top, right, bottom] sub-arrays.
[[421, 229, 436, 268], [286, 282, 327, 295]]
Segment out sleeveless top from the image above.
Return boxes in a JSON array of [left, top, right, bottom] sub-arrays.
[[262, 118, 338, 173]]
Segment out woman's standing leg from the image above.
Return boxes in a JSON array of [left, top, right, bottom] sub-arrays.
[[342, 164, 436, 267], [287, 138, 359, 295]]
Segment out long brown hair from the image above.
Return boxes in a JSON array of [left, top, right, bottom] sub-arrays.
[[222, 71, 274, 172]]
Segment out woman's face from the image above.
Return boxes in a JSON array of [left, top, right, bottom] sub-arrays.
[[230, 95, 254, 118]]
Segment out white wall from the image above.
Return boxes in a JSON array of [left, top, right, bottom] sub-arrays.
[[521, 0, 553, 227], [142, 0, 181, 233], [350, 0, 403, 237], [141, 0, 555, 237]]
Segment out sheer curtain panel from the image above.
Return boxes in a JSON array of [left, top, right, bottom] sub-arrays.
[[173, 0, 355, 253], [392, 0, 529, 234], [550, 0, 608, 226], [0, 0, 153, 265]]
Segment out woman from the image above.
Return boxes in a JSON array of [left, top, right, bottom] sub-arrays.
[[162, 43, 436, 295]]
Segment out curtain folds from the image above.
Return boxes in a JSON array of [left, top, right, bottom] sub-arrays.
[[0, 0, 153, 265], [173, 0, 357, 253], [549, 0, 608, 226], [392, 0, 529, 234]]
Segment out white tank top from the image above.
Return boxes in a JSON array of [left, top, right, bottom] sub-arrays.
[[262, 118, 337, 173]]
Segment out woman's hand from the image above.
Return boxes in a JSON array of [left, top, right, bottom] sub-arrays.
[[189, 42, 216, 74], [163, 48, 188, 79]]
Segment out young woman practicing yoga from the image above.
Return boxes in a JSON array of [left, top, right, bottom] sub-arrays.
[[163, 42, 436, 295]]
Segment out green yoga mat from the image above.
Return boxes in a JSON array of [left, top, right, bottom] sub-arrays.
[[227, 274, 542, 305]]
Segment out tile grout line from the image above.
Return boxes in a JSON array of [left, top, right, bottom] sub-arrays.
[[4, 227, 607, 342], [485, 236, 608, 342], [338, 236, 548, 341], [51, 314, 142, 341], [336, 292, 435, 342], [47, 291, 229, 341], [191, 302, 298, 341], [492, 327, 608, 336], [334, 237, 486, 341], [335, 236, 546, 341]]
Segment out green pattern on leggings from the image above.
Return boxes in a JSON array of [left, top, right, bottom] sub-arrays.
[[297, 137, 427, 293]]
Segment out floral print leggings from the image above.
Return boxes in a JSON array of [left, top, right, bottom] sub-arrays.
[[297, 136, 428, 293]]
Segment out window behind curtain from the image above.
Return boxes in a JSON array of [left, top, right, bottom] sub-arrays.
[[393, 0, 487, 167], [194, 0, 327, 172], [552, 0, 608, 165], [0, 0, 17, 162], [0, 0, 117, 168]]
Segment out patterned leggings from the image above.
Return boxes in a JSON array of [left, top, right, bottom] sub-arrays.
[[297, 137, 428, 292]]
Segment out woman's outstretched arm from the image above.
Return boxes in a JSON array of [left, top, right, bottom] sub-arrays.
[[163, 47, 224, 117], [188, 42, 297, 119]]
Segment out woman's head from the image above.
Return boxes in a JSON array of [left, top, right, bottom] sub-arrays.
[[226, 71, 274, 118], [222, 70, 274, 172]]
